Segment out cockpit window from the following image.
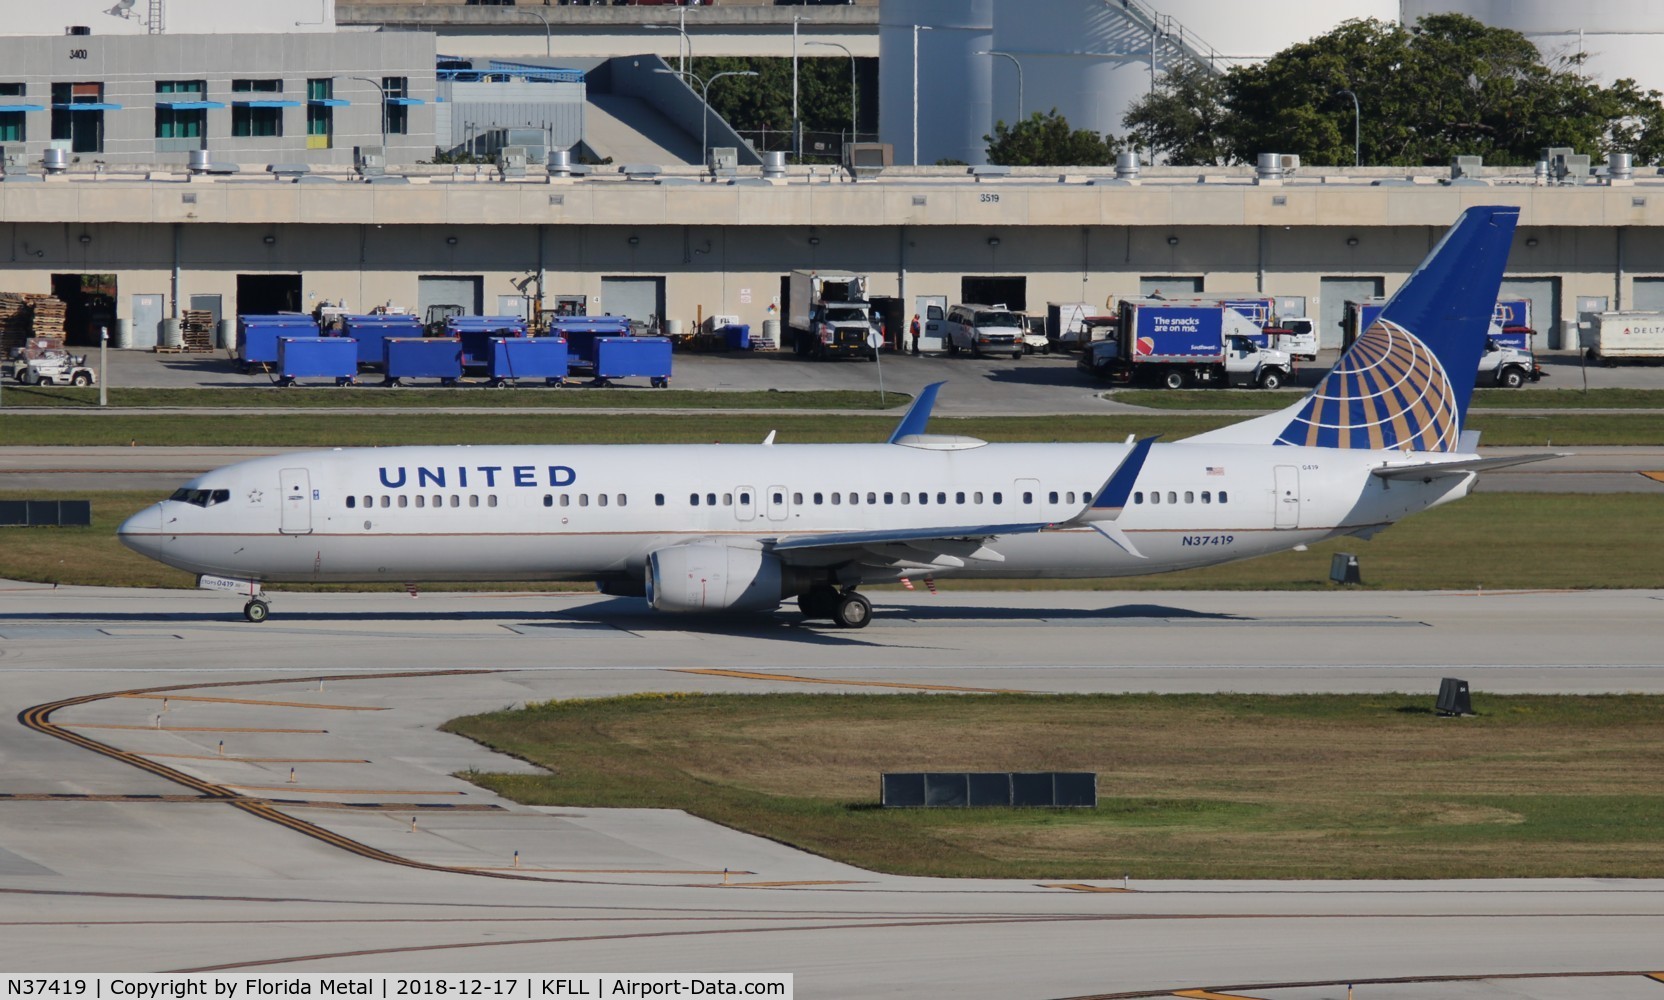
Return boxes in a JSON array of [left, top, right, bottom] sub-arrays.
[[168, 488, 230, 508]]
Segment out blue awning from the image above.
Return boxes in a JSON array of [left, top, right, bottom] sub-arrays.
[[233, 100, 300, 108], [156, 100, 224, 110], [0, 104, 45, 113], [385, 97, 426, 106], [308, 98, 350, 107], [53, 102, 123, 111]]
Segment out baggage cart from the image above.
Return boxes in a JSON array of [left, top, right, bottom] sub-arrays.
[[277, 336, 357, 386], [383, 337, 463, 386], [341, 314, 423, 368], [487, 336, 569, 387], [237, 314, 319, 372], [590, 336, 672, 387]]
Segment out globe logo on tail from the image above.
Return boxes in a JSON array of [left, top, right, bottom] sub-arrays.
[[1276, 319, 1459, 452]]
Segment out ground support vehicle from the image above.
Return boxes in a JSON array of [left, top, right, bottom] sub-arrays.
[[555, 316, 634, 375], [341, 314, 422, 369], [276, 336, 357, 387], [804, 303, 879, 361], [446, 316, 530, 369], [1262, 317, 1319, 360], [383, 337, 463, 387], [1019, 314, 1050, 355], [1090, 300, 1293, 389], [1587, 312, 1664, 363], [237, 314, 319, 373], [942, 304, 1025, 359], [1045, 301, 1096, 350], [1476, 339, 1543, 388], [588, 336, 672, 387], [789, 269, 870, 355], [487, 336, 568, 387], [15, 351, 96, 386]]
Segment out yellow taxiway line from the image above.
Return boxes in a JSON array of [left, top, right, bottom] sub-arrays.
[[119, 694, 387, 711]]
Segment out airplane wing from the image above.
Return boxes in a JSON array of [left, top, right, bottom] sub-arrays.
[[1371, 452, 1566, 481], [766, 435, 1159, 570]]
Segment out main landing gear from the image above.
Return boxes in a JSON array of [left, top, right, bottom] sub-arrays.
[[243, 598, 270, 623], [796, 586, 872, 629]]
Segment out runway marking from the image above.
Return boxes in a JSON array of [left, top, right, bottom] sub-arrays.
[[703, 880, 866, 888], [1172, 991, 1267, 1000], [1641, 472, 1664, 483], [0, 793, 210, 802], [674, 668, 1029, 693], [1646, 972, 1664, 983], [1041, 883, 1137, 893], [141, 754, 371, 763], [465, 868, 758, 875], [118, 694, 388, 711], [220, 785, 467, 796], [66, 725, 330, 734]]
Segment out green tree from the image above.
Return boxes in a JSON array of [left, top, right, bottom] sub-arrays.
[[689, 56, 867, 158], [1121, 62, 1230, 166], [983, 109, 1121, 166]]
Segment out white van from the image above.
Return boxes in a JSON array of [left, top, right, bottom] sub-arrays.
[[942, 303, 1025, 359]]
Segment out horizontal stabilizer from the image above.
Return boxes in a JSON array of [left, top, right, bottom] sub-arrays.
[[1371, 452, 1566, 481]]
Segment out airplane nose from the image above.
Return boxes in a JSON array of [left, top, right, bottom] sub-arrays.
[[117, 504, 164, 559]]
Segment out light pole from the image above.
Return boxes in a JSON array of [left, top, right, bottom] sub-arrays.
[[99, 325, 107, 408], [977, 50, 1023, 121], [518, 8, 551, 59], [350, 76, 387, 152], [911, 24, 932, 167], [791, 15, 804, 161], [1337, 88, 1360, 167], [806, 41, 856, 145], [644, 15, 689, 76], [655, 68, 758, 170]]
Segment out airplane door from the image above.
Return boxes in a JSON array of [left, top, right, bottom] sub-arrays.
[[280, 469, 313, 535], [765, 485, 789, 522], [1273, 465, 1299, 529], [1014, 477, 1041, 520], [734, 486, 756, 522]]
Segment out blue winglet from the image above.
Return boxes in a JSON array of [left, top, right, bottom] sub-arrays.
[[1090, 436, 1157, 515], [887, 381, 945, 443]]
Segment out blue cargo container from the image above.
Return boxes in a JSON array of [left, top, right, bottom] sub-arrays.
[[341, 314, 423, 367], [277, 336, 357, 386], [446, 316, 530, 368], [488, 337, 568, 386], [591, 336, 672, 387], [552, 316, 632, 369], [383, 337, 463, 386], [719, 323, 751, 350], [238, 314, 319, 370]]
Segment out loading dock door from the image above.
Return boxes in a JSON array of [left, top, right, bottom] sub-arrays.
[[961, 276, 1026, 310], [418, 276, 483, 320], [1319, 277, 1384, 350], [236, 274, 302, 317], [601, 276, 665, 328], [1140, 276, 1202, 298], [1499, 277, 1561, 350]]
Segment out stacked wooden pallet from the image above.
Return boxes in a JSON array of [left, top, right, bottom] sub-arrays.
[[23, 294, 66, 338], [181, 309, 215, 351], [0, 294, 31, 354]]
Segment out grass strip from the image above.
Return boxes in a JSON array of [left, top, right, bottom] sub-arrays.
[[4, 490, 1659, 591], [0, 385, 907, 411], [446, 692, 1664, 880], [1, 411, 1655, 446], [1110, 387, 1664, 410]]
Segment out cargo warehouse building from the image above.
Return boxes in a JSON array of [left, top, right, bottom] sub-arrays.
[[4, 159, 1664, 354]]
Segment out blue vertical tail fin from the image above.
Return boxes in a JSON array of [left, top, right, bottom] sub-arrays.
[[1274, 205, 1520, 451]]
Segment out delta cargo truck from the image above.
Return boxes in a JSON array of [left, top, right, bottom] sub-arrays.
[[1588, 312, 1664, 363], [1080, 300, 1293, 389]]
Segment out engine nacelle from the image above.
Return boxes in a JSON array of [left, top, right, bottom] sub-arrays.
[[646, 544, 788, 613]]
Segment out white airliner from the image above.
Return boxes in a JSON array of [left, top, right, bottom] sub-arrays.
[[120, 206, 1554, 628]]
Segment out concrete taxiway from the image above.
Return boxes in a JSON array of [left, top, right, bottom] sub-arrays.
[[2, 585, 1662, 997]]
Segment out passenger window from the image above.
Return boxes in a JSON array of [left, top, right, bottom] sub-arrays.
[[938, 492, 947, 504], [415, 496, 425, 508], [1150, 492, 1160, 505], [849, 493, 860, 506], [792, 492, 802, 505], [690, 493, 699, 506], [832, 493, 842, 505], [1167, 492, 1177, 504], [739, 492, 750, 505], [618, 494, 627, 507], [542, 495, 552, 507], [579, 494, 589, 507], [993, 492, 1003, 504], [867, 492, 877, 504], [724, 493, 733, 505], [1201, 491, 1211, 504], [450, 496, 460, 508], [347, 496, 356, 509], [974, 492, 984, 504], [598, 494, 608, 507], [469, 495, 479, 508], [814, 492, 824, 505], [917, 492, 927, 505], [1067, 491, 1076, 504], [487, 495, 498, 508], [432, 495, 441, 508], [901, 493, 910, 505], [1219, 490, 1229, 503], [397, 495, 408, 508], [560, 494, 571, 507], [1134, 491, 1143, 504], [707, 493, 717, 506], [956, 492, 965, 504], [882, 492, 893, 504], [1185, 491, 1194, 504], [1083, 492, 1094, 504], [656, 494, 665, 506], [380, 496, 390, 508]]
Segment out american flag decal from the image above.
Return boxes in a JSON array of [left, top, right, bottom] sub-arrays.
[[1205, 466, 1225, 476]]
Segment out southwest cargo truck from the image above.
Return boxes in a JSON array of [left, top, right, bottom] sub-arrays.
[[1078, 299, 1293, 389]]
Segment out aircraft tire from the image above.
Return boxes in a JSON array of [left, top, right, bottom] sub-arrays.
[[243, 599, 270, 623], [832, 591, 872, 629]]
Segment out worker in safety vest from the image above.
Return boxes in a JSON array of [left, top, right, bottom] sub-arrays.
[[909, 314, 921, 355]]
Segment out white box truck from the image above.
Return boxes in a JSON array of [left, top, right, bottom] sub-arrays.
[[789, 269, 871, 356], [1589, 312, 1664, 362]]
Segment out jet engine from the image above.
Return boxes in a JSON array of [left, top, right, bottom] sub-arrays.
[[646, 544, 799, 613]]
